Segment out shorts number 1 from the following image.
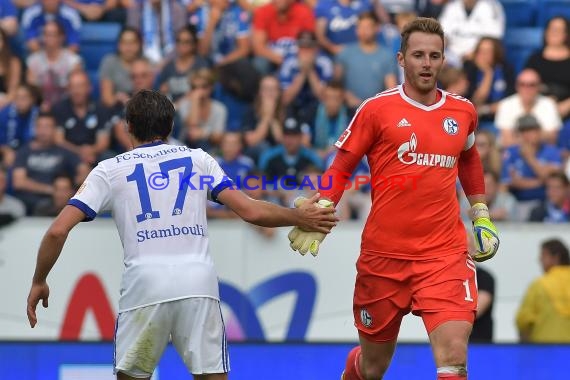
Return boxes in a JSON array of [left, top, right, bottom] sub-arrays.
[[463, 279, 473, 302]]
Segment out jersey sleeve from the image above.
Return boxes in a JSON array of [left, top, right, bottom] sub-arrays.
[[68, 163, 112, 221], [202, 151, 234, 204], [464, 101, 478, 151], [334, 99, 377, 158]]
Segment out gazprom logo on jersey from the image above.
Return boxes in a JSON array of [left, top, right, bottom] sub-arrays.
[[397, 133, 456, 168]]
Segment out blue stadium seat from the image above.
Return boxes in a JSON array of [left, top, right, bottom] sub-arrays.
[[500, 0, 538, 27], [86, 70, 100, 101], [503, 27, 544, 74], [79, 22, 121, 43], [537, 0, 570, 27], [79, 22, 121, 72]]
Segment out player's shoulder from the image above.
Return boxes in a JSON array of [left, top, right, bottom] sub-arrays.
[[358, 86, 401, 111], [443, 90, 475, 108]]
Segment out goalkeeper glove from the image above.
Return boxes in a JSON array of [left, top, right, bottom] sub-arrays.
[[288, 197, 334, 256], [469, 203, 500, 262]]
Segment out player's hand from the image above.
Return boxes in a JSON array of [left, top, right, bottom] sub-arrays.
[[27, 282, 50, 328], [288, 196, 335, 256], [469, 203, 500, 262]]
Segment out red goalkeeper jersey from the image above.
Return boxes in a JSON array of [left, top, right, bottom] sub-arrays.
[[335, 85, 478, 260]]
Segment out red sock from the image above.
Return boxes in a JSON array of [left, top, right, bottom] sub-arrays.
[[342, 346, 364, 380], [437, 375, 467, 379]]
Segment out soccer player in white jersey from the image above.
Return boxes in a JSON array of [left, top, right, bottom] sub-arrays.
[[26, 90, 337, 380]]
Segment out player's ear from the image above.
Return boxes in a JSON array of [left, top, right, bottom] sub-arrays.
[[397, 51, 405, 68]]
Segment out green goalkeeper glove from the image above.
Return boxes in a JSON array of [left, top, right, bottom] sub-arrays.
[[288, 197, 334, 256], [470, 203, 500, 262]]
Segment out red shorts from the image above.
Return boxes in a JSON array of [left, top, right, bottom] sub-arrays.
[[353, 252, 477, 342]]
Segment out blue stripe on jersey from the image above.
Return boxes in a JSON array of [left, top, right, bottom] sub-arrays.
[[113, 314, 120, 371], [211, 180, 235, 204], [218, 302, 229, 372], [67, 199, 97, 221]]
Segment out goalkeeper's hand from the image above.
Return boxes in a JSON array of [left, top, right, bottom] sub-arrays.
[[469, 203, 499, 262], [288, 197, 335, 256]]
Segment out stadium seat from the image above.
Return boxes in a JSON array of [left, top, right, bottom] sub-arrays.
[[537, 0, 570, 27], [79, 22, 121, 72], [499, 0, 538, 27], [86, 70, 100, 101], [503, 27, 544, 74]]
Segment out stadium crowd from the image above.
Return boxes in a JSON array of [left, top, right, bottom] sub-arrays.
[[0, 0, 568, 224]]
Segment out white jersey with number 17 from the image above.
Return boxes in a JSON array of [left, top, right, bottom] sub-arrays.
[[69, 142, 233, 312]]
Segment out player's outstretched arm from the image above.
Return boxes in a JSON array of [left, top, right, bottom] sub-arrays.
[[27, 205, 86, 328], [217, 189, 338, 233]]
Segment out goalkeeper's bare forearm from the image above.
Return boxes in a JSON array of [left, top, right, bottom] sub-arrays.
[[217, 189, 338, 233]]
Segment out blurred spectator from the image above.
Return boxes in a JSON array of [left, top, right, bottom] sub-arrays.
[[463, 37, 515, 129], [475, 129, 501, 177], [127, 0, 187, 67], [241, 74, 284, 162], [314, 0, 374, 56], [0, 0, 18, 37], [215, 131, 254, 180], [207, 131, 254, 219], [158, 25, 209, 103], [380, 10, 417, 84], [110, 57, 156, 153], [516, 239, 570, 343], [258, 115, 322, 189], [438, 0, 505, 66], [21, 0, 82, 53], [241, 169, 280, 238], [495, 69, 562, 147], [99, 27, 143, 108], [251, 0, 315, 74], [500, 114, 562, 221], [529, 172, 570, 223], [52, 70, 113, 165], [461, 170, 517, 221], [438, 66, 469, 97], [26, 20, 83, 111], [416, 0, 447, 18], [324, 149, 371, 220], [525, 16, 570, 121], [11, 112, 87, 215], [377, 0, 416, 23], [313, 79, 348, 154], [195, 0, 251, 67], [470, 266, 495, 342], [63, 0, 116, 22], [280, 30, 333, 128], [0, 166, 25, 219], [32, 173, 75, 216], [0, 84, 40, 168], [0, 29, 22, 110], [176, 67, 227, 149], [334, 11, 398, 110]]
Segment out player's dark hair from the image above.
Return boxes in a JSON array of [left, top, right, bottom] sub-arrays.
[[125, 90, 175, 142], [400, 17, 445, 55], [542, 239, 570, 266]]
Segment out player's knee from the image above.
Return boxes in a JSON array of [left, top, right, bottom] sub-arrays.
[[360, 356, 390, 380]]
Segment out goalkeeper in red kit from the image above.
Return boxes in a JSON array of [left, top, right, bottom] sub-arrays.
[[288, 18, 499, 380]]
